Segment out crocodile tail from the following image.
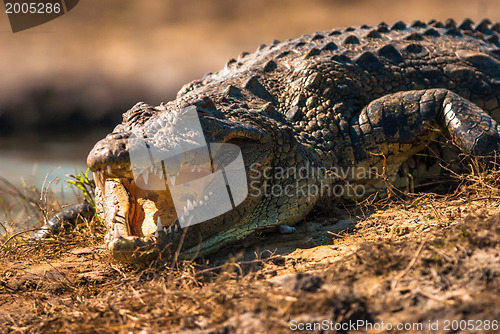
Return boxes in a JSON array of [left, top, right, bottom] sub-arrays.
[[33, 202, 95, 239]]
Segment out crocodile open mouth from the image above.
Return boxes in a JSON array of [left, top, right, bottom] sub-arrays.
[[93, 165, 215, 249], [89, 139, 249, 262]]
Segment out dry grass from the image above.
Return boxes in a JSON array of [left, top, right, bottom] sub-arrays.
[[0, 173, 64, 237], [0, 162, 499, 333]]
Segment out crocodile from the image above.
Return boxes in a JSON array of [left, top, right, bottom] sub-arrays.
[[46, 19, 500, 263]]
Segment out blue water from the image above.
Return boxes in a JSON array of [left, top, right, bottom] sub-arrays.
[[0, 142, 91, 233], [0, 146, 88, 191]]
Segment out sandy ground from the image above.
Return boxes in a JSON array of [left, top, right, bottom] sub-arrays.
[[0, 169, 499, 333]]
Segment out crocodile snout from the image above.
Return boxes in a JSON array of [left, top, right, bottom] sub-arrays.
[[87, 132, 133, 178]]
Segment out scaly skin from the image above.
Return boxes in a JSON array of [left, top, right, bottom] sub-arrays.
[[83, 19, 500, 263]]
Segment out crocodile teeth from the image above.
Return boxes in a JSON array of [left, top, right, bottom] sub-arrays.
[[92, 171, 105, 194], [156, 217, 163, 231], [179, 216, 185, 225], [113, 224, 121, 239], [193, 200, 198, 208], [183, 206, 189, 216], [169, 175, 176, 186], [187, 199, 194, 211], [107, 165, 112, 174], [191, 166, 196, 172], [204, 195, 209, 201], [209, 191, 214, 196], [199, 200, 204, 206]]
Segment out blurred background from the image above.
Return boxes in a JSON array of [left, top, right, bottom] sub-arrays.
[[0, 0, 499, 203]]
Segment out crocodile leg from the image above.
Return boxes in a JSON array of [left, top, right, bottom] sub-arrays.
[[436, 91, 500, 157], [349, 89, 500, 180]]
